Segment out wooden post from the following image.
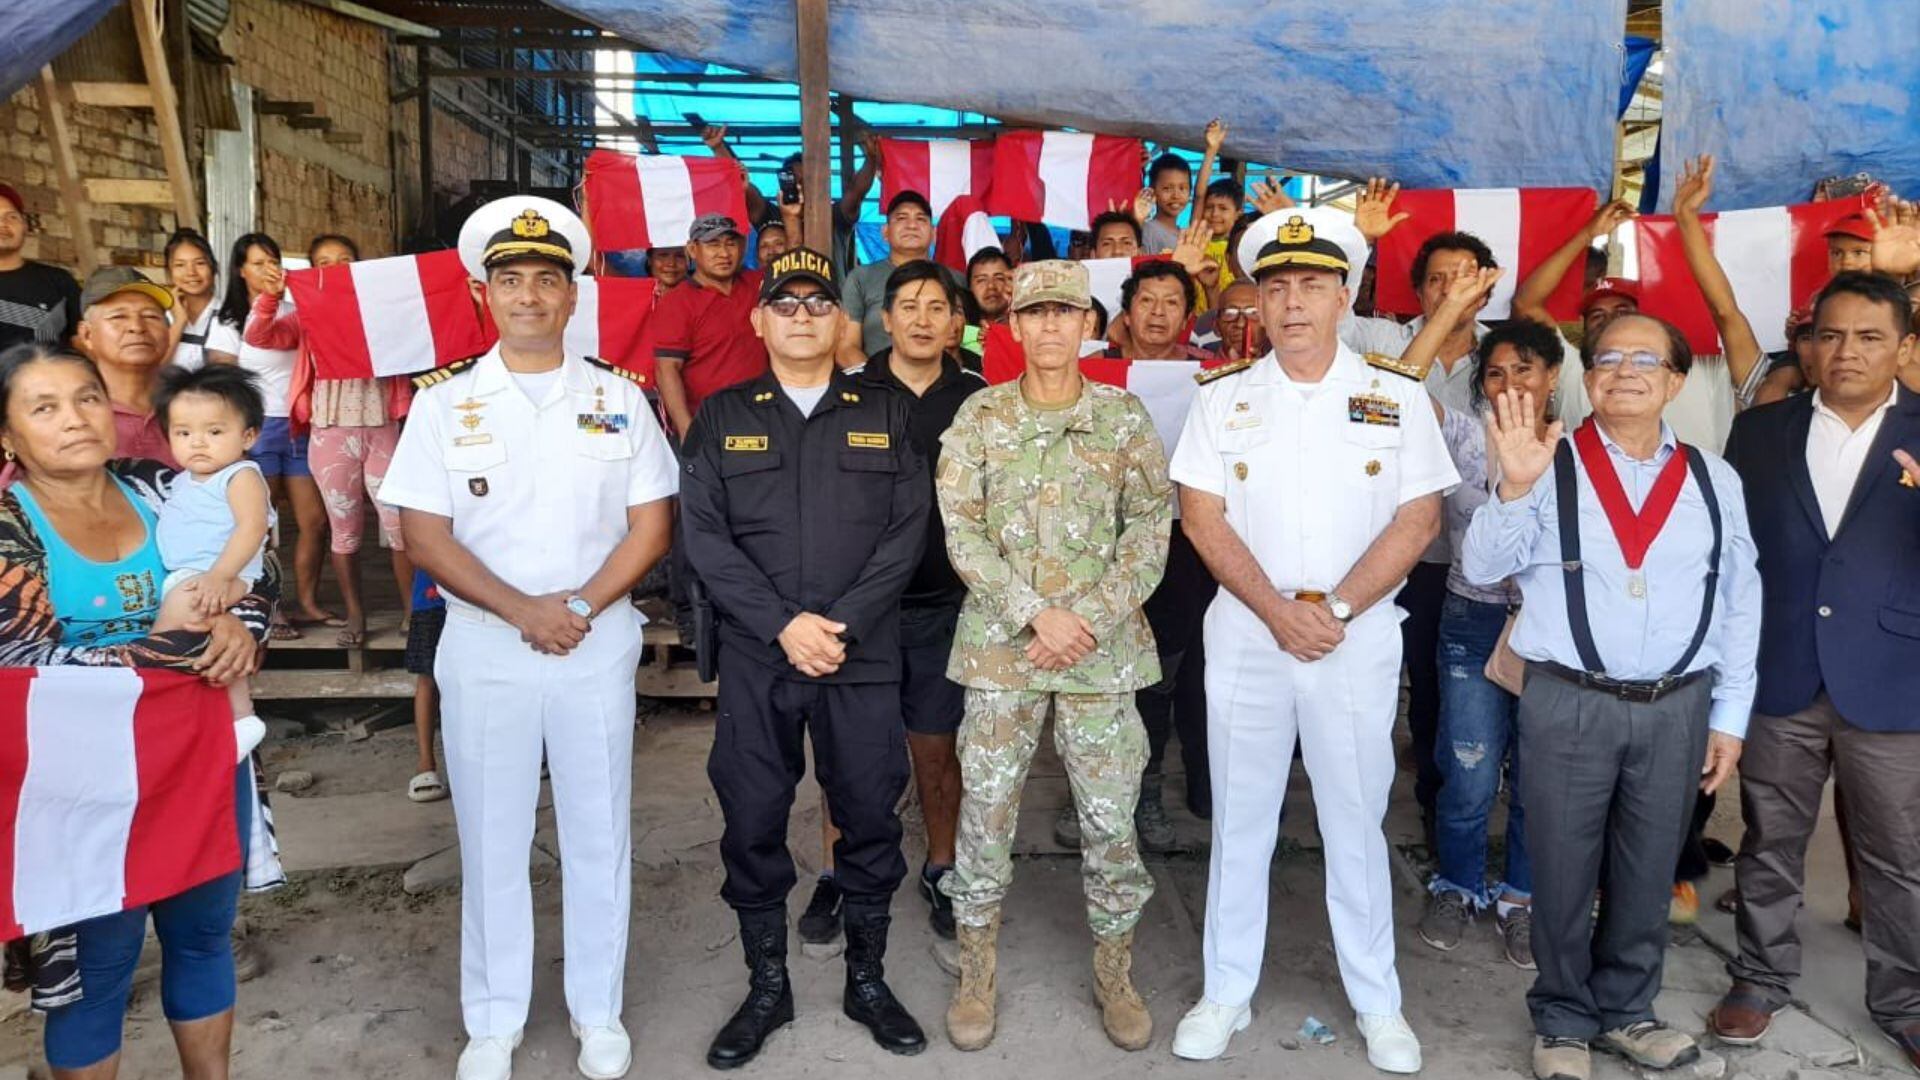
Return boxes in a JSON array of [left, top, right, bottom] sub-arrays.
[[37, 67, 97, 276], [794, 0, 831, 253], [417, 43, 435, 236], [129, 0, 199, 230]]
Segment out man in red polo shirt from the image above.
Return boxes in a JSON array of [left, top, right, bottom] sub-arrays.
[[653, 214, 769, 440]]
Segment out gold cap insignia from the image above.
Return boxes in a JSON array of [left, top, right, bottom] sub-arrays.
[[511, 208, 551, 239], [1277, 215, 1313, 244]]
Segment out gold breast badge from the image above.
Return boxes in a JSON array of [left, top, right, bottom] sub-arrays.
[[1233, 461, 1249, 481], [1365, 459, 1382, 477]]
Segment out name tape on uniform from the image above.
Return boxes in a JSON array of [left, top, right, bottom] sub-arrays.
[[724, 435, 769, 452], [846, 432, 890, 449]]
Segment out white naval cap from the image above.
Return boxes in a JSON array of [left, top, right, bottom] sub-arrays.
[[456, 194, 593, 280], [1236, 205, 1370, 306]]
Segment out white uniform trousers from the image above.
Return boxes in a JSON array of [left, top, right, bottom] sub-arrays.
[[436, 603, 644, 1039], [1200, 596, 1405, 1015]]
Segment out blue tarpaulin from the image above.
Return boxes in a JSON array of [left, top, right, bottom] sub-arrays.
[[1659, 0, 1920, 210], [0, 0, 119, 102], [554, 0, 1628, 192]]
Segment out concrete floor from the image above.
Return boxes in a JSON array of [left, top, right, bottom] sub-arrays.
[[0, 706, 1904, 1080]]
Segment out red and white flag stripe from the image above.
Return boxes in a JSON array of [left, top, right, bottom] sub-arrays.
[[581, 148, 750, 251], [979, 320, 1220, 455], [986, 131, 1142, 232], [289, 251, 494, 381], [1374, 187, 1598, 321], [932, 193, 1001, 273], [880, 138, 995, 218], [1632, 194, 1867, 356], [0, 668, 240, 939], [562, 277, 659, 384]]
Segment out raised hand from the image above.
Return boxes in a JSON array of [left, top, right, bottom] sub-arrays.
[[1439, 265, 1504, 315], [1171, 217, 1211, 274], [861, 128, 882, 161], [1353, 177, 1408, 241], [1487, 388, 1564, 501], [1867, 195, 1920, 278], [700, 124, 728, 151], [1203, 118, 1227, 154], [1131, 186, 1155, 223], [1586, 199, 1637, 239], [1250, 177, 1294, 214], [1674, 154, 1715, 219]]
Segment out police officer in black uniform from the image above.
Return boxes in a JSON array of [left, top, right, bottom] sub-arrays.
[[680, 247, 931, 1069]]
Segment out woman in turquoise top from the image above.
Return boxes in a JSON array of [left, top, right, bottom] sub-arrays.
[[0, 343, 278, 1077]]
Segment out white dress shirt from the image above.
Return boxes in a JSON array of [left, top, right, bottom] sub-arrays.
[[1805, 387, 1897, 538]]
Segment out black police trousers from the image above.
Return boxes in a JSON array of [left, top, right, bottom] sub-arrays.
[[1139, 522, 1216, 814], [708, 644, 911, 916]]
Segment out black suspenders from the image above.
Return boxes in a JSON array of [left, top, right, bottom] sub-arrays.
[[1551, 439, 1722, 678]]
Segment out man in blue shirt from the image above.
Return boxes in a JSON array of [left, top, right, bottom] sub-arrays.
[[1463, 312, 1761, 1080]]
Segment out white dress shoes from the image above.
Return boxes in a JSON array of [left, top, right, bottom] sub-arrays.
[[455, 1030, 522, 1080], [571, 1019, 632, 1080], [1356, 1011, 1423, 1074], [1171, 998, 1253, 1060]]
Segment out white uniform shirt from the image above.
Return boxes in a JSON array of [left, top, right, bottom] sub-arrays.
[[1806, 387, 1896, 538], [1170, 344, 1459, 603], [380, 346, 679, 621]]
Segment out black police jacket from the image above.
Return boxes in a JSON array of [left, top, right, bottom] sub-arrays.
[[679, 366, 931, 683]]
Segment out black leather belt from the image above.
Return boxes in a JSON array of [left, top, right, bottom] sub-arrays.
[[1533, 661, 1708, 704]]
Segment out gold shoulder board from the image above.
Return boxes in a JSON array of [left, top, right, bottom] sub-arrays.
[[1194, 357, 1254, 385], [1365, 352, 1423, 381], [412, 357, 478, 390], [584, 356, 647, 385]]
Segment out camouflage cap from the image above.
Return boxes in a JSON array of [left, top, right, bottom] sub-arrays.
[[1010, 259, 1093, 311]]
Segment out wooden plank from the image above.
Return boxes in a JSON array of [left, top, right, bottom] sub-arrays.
[[794, 0, 832, 250], [35, 67, 97, 276], [322, 131, 364, 145], [289, 0, 438, 37], [287, 115, 335, 131], [83, 177, 176, 206], [128, 0, 198, 230], [70, 81, 154, 108], [257, 99, 316, 116], [254, 668, 416, 700]]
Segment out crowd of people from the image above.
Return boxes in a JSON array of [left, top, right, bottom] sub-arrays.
[[0, 112, 1917, 1080]]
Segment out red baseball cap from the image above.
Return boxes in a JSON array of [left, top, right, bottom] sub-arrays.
[[1580, 276, 1642, 314], [0, 183, 23, 216], [1825, 214, 1873, 242]]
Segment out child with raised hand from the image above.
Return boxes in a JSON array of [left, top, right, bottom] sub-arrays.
[[152, 364, 276, 761]]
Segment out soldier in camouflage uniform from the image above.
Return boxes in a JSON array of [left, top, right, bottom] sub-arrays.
[[934, 259, 1172, 1053]]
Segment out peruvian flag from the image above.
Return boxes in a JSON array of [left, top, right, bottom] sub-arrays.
[[581, 148, 750, 251], [1374, 188, 1598, 321], [881, 138, 995, 218], [0, 668, 240, 939], [933, 194, 1001, 273], [1632, 193, 1867, 356], [562, 277, 658, 384], [986, 131, 1143, 232], [978, 320, 1220, 454], [288, 250, 494, 380]]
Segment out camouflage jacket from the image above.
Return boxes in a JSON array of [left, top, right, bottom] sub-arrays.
[[936, 378, 1171, 693]]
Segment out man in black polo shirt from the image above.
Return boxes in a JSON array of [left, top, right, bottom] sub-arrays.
[[681, 248, 931, 1068], [863, 260, 985, 935], [0, 184, 81, 350]]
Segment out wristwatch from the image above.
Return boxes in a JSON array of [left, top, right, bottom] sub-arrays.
[[564, 594, 595, 621], [1326, 594, 1354, 623]]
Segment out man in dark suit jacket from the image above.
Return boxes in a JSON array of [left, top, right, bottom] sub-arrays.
[[1709, 272, 1920, 1070]]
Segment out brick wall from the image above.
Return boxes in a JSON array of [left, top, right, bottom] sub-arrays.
[[0, 85, 175, 270]]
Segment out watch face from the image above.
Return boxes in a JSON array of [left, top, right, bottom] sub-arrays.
[[566, 597, 592, 617]]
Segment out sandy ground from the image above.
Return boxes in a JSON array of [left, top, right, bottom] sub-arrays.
[[0, 703, 1904, 1080]]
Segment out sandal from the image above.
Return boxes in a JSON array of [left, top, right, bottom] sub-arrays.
[[290, 611, 347, 628], [269, 621, 302, 641], [408, 771, 448, 803], [336, 625, 366, 647]]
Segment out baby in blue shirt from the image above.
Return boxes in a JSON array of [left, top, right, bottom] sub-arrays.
[[152, 365, 276, 760]]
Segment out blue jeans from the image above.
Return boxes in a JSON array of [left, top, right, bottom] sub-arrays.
[[1431, 591, 1530, 908], [42, 770, 250, 1069]]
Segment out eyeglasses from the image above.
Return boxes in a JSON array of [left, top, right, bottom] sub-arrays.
[[1216, 306, 1259, 320], [1591, 349, 1669, 372], [764, 293, 838, 317]]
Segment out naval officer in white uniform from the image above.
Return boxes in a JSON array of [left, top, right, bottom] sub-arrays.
[[1167, 212, 1458, 1074], [380, 196, 679, 1080]]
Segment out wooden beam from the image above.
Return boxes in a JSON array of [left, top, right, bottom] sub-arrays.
[[258, 98, 317, 116], [70, 81, 154, 108], [35, 68, 96, 276], [794, 0, 831, 249], [833, 93, 856, 194], [83, 177, 177, 206], [323, 131, 364, 145], [129, 0, 199, 229], [417, 44, 434, 235], [288, 115, 335, 131], [289, 0, 437, 37]]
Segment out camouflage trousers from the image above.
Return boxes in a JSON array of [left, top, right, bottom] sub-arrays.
[[941, 688, 1154, 938]]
